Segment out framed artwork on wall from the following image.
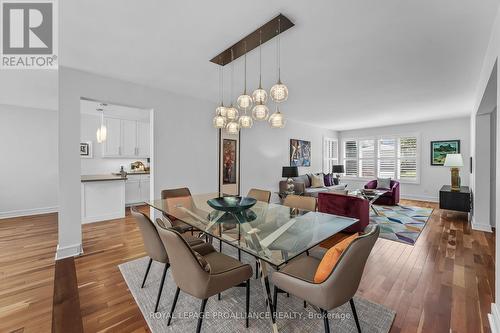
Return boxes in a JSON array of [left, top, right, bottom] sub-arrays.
[[80, 141, 93, 158], [430, 140, 460, 165], [290, 139, 311, 167], [222, 139, 237, 184]]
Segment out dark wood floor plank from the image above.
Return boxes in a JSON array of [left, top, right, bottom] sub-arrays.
[[51, 257, 83, 333]]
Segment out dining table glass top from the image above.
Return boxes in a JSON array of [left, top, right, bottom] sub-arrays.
[[146, 193, 358, 268]]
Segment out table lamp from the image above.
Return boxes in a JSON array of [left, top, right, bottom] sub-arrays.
[[444, 153, 463, 191], [331, 165, 345, 183], [282, 166, 298, 194]]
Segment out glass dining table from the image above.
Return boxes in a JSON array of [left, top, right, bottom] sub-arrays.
[[145, 193, 358, 333]]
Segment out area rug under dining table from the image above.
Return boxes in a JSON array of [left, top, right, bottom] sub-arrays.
[[119, 240, 396, 333]]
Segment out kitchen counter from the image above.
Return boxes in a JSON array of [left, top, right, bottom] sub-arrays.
[[112, 171, 150, 176], [81, 174, 127, 182]]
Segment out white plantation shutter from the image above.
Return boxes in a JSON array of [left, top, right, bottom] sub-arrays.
[[359, 140, 375, 177], [399, 137, 418, 180], [344, 140, 358, 176], [343, 135, 419, 182], [323, 138, 338, 173], [378, 138, 397, 178]]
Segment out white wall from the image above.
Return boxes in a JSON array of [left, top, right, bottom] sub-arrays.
[[468, 4, 500, 327], [475, 113, 493, 229], [0, 104, 58, 218], [241, 120, 338, 202], [80, 113, 147, 174], [58, 67, 217, 259], [338, 116, 471, 202]]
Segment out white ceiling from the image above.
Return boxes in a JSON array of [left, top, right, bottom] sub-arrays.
[[60, 0, 499, 130], [80, 99, 150, 121]]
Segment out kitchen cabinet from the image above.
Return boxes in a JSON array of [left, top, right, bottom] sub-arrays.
[[103, 118, 122, 157], [137, 121, 150, 158], [125, 174, 150, 205], [102, 117, 150, 158]]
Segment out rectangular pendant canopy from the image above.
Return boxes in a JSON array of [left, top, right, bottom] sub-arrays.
[[210, 13, 294, 66]]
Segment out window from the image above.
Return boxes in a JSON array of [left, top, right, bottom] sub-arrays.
[[342, 135, 419, 183], [323, 138, 338, 173]]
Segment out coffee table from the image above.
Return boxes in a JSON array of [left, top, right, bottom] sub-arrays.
[[349, 189, 389, 215]]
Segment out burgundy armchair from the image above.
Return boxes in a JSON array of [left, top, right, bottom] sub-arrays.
[[317, 192, 369, 233], [364, 180, 400, 206]]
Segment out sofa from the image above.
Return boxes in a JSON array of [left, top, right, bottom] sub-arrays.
[[364, 179, 400, 206], [317, 192, 369, 233], [279, 174, 347, 197]]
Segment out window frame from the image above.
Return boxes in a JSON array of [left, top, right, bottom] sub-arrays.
[[322, 137, 339, 174], [341, 133, 421, 184]]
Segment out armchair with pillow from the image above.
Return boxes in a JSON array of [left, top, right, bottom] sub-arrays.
[[364, 178, 400, 206]]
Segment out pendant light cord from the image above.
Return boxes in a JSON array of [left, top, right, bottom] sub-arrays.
[[259, 30, 263, 88], [244, 41, 247, 93], [219, 56, 224, 106], [230, 48, 234, 105], [277, 18, 281, 83]]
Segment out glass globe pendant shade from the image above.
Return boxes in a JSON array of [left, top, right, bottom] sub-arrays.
[[213, 115, 227, 129], [269, 107, 286, 128], [252, 103, 269, 121], [270, 81, 288, 103], [216, 104, 227, 118], [237, 94, 253, 110], [226, 105, 239, 121], [226, 121, 240, 134], [96, 125, 107, 143], [252, 87, 267, 104], [239, 114, 253, 129]]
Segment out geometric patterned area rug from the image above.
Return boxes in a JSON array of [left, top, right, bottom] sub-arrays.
[[119, 241, 396, 333], [370, 205, 433, 245]]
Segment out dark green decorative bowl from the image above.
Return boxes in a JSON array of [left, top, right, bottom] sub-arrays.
[[207, 196, 257, 213]]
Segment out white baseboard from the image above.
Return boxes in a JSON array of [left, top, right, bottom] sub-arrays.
[[471, 216, 493, 232], [0, 206, 58, 219], [400, 194, 439, 202], [81, 212, 125, 224], [55, 243, 83, 260], [489, 303, 500, 333]]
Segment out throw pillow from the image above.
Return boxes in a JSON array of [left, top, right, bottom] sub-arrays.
[[323, 173, 333, 186], [314, 233, 358, 283], [377, 177, 391, 190], [311, 173, 325, 188], [193, 251, 211, 272]]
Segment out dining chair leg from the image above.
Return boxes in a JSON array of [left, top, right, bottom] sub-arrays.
[[255, 261, 259, 279], [245, 279, 250, 328], [238, 249, 241, 261], [321, 309, 330, 333], [167, 287, 180, 326], [303, 300, 307, 308], [141, 258, 153, 288], [218, 293, 221, 300], [273, 286, 278, 312], [196, 298, 208, 333], [350, 299, 362, 333], [154, 263, 169, 313]]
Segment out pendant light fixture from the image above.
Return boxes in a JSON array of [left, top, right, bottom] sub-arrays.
[[226, 49, 239, 134], [269, 105, 286, 128], [237, 42, 253, 111], [270, 18, 289, 103], [96, 104, 107, 143], [238, 42, 253, 129], [252, 30, 269, 121], [213, 60, 227, 129]]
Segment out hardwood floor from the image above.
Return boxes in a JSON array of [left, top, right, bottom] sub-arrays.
[[0, 200, 495, 332]]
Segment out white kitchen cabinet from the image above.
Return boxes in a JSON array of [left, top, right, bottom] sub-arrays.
[[102, 117, 150, 158], [136, 121, 150, 158], [103, 118, 122, 157], [125, 174, 150, 205], [121, 119, 137, 157], [140, 175, 150, 202]]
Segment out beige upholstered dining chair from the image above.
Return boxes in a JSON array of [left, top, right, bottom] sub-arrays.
[[156, 226, 253, 333], [161, 187, 196, 234], [247, 188, 271, 203], [272, 225, 380, 333], [130, 206, 204, 312], [283, 194, 317, 211]]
